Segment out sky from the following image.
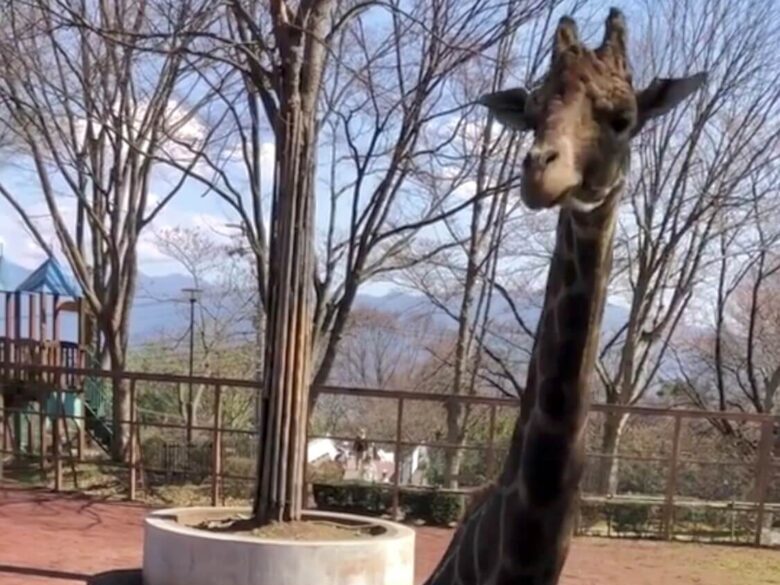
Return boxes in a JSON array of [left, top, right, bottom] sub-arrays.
[[0, 149, 256, 277], [0, 0, 672, 288], [0, 141, 400, 298]]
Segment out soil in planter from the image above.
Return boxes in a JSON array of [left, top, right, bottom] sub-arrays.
[[195, 517, 384, 541]]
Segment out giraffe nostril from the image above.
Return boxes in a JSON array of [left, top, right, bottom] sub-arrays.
[[525, 148, 560, 170], [543, 150, 559, 166]]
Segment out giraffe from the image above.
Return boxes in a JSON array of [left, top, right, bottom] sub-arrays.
[[424, 8, 706, 585]]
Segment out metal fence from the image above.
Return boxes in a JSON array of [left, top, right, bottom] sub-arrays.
[[1, 361, 778, 547]]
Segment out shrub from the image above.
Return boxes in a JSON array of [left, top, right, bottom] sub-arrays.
[[610, 503, 650, 535], [577, 502, 604, 533], [430, 491, 464, 526], [312, 483, 466, 525], [313, 483, 352, 510], [346, 484, 388, 514], [312, 482, 390, 516], [400, 491, 431, 520], [223, 456, 254, 479]]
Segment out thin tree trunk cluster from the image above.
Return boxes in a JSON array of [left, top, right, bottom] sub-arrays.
[[243, 0, 332, 527], [252, 109, 317, 523]]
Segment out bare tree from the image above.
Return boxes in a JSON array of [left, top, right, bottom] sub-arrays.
[[159, 0, 556, 390], [333, 307, 430, 389], [0, 0, 212, 460], [307, 0, 555, 393], [590, 0, 780, 493], [153, 226, 257, 429], [136, 0, 557, 523], [404, 0, 780, 495], [312, 306, 453, 441], [397, 0, 592, 487], [674, 166, 780, 420], [668, 169, 780, 537]]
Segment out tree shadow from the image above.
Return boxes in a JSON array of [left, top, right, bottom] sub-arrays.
[[0, 564, 89, 581], [87, 568, 143, 585]]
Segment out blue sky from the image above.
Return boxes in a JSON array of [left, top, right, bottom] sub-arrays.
[[0, 0, 661, 285], [0, 154, 251, 276]]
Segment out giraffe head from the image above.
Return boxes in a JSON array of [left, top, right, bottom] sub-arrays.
[[480, 8, 706, 212]]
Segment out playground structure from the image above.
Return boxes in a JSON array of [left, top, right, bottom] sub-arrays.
[[0, 256, 113, 461]]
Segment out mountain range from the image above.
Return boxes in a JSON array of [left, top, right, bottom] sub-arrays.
[[0, 256, 631, 346]]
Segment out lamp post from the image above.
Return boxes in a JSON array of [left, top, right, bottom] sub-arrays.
[[182, 287, 202, 447]]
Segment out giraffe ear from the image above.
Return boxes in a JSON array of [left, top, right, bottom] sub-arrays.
[[478, 87, 531, 131], [634, 72, 708, 132]]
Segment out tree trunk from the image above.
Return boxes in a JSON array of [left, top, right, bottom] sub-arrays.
[[443, 444, 466, 488], [248, 3, 332, 526], [309, 280, 359, 410], [252, 118, 316, 522], [311, 279, 359, 391], [443, 402, 466, 488], [108, 348, 131, 463], [252, 92, 319, 527], [597, 412, 627, 495]]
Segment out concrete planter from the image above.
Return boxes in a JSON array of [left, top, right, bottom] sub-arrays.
[[143, 507, 415, 585]]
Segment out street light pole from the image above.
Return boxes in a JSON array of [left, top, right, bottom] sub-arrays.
[[182, 287, 202, 447]]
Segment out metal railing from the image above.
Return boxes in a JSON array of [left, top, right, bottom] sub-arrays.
[[1, 361, 778, 547]]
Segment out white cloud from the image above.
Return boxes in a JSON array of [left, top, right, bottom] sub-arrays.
[[147, 191, 162, 209], [436, 116, 487, 147], [190, 212, 228, 231], [136, 236, 169, 263], [216, 140, 275, 179], [0, 205, 49, 268], [453, 179, 477, 200]]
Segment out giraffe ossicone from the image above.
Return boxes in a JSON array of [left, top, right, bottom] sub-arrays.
[[424, 7, 706, 585]]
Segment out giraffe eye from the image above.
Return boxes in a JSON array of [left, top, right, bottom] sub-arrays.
[[610, 113, 632, 134]]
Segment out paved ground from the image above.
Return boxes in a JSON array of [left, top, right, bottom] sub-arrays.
[[1, 485, 779, 585]]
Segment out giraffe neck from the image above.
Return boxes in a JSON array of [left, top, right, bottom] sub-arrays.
[[502, 186, 620, 487], [423, 182, 621, 585]]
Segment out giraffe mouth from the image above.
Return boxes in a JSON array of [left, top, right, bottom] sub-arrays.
[[562, 192, 605, 213], [560, 180, 621, 212], [522, 187, 577, 211], [547, 185, 580, 209], [521, 171, 582, 210]]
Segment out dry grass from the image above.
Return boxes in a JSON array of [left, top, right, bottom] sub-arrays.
[[694, 547, 780, 584], [573, 537, 780, 585], [3, 460, 252, 507], [250, 520, 366, 540]]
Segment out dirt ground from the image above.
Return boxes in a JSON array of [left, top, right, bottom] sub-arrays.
[[1, 485, 778, 585]]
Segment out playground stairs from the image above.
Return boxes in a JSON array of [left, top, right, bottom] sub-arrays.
[[83, 378, 113, 455], [1, 357, 115, 457]]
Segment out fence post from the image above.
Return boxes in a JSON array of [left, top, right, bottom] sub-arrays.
[[53, 390, 62, 492], [663, 413, 682, 540], [38, 397, 46, 475], [486, 404, 497, 479], [391, 398, 405, 520], [129, 380, 137, 501], [211, 385, 223, 507], [753, 419, 774, 546], [77, 348, 86, 462], [77, 414, 85, 463]]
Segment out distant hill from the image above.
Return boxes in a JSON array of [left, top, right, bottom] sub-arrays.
[[0, 254, 693, 398], [0, 256, 633, 350]]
